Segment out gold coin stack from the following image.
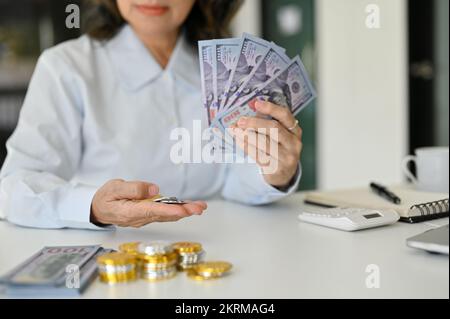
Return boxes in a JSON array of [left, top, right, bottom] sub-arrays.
[[187, 261, 233, 281], [136, 242, 178, 281], [96, 252, 137, 284], [172, 242, 205, 270]]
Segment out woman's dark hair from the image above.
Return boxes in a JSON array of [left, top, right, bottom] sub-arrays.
[[83, 0, 244, 46]]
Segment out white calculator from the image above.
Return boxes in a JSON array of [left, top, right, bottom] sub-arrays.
[[298, 207, 400, 231]]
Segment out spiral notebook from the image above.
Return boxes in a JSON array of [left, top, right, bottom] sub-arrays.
[[304, 186, 449, 224]]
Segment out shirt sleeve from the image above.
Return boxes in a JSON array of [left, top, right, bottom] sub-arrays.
[[0, 50, 110, 230], [222, 156, 302, 205]]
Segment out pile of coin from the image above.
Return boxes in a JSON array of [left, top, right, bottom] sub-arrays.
[[97, 241, 232, 284], [97, 252, 137, 284]]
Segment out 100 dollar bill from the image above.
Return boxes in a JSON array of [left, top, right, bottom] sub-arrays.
[[198, 40, 216, 124], [213, 38, 241, 115], [0, 245, 102, 287], [218, 56, 316, 129], [221, 33, 271, 110], [227, 45, 291, 108]]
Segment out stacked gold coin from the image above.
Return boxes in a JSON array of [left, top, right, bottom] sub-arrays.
[[137, 242, 178, 281], [173, 242, 205, 270], [187, 261, 233, 281], [97, 252, 137, 284]]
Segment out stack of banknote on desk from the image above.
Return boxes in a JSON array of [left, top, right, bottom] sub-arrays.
[[198, 33, 316, 147], [0, 245, 113, 297]]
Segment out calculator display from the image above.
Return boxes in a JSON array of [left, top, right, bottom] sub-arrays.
[[363, 213, 382, 219]]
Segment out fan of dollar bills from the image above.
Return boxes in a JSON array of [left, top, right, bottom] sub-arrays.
[[198, 33, 316, 146]]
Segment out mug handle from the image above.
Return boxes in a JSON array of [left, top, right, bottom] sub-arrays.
[[402, 155, 418, 184]]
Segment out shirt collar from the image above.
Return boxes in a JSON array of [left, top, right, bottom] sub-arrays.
[[106, 24, 199, 91]]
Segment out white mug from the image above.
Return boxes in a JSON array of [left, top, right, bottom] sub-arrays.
[[402, 147, 449, 193]]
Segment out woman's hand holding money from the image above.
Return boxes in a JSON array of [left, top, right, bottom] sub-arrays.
[[90, 180, 207, 228], [231, 100, 302, 189]]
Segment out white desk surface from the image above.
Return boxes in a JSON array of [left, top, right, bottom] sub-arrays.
[[0, 193, 448, 299]]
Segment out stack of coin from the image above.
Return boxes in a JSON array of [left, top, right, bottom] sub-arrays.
[[173, 242, 205, 270], [96, 252, 137, 284], [187, 261, 233, 281], [137, 242, 178, 281]]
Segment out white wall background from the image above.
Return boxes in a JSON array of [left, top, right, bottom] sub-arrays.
[[231, 0, 262, 37], [316, 0, 408, 190]]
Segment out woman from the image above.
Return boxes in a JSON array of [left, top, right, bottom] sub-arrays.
[[0, 0, 303, 230]]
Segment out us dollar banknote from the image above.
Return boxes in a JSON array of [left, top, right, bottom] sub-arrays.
[[198, 40, 216, 123], [221, 33, 271, 110], [0, 245, 102, 286], [0, 246, 113, 297], [219, 56, 316, 129], [227, 45, 291, 108], [198, 34, 316, 152], [213, 38, 241, 114]]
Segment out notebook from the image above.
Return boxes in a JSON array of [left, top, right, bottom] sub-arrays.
[[304, 186, 449, 223]]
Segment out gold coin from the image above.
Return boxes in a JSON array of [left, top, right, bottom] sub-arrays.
[[187, 269, 211, 281], [97, 253, 137, 284], [186, 267, 231, 281], [141, 267, 178, 282], [99, 270, 137, 284], [173, 242, 203, 254], [141, 258, 178, 270], [194, 261, 233, 275], [137, 251, 178, 264], [188, 261, 233, 280], [97, 252, 136, 266], [119, 242, 141, 255]]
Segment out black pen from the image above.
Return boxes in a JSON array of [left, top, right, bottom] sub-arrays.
[[370, 182, 402, 205]]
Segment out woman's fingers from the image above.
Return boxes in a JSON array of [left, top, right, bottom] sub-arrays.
[[254, 100, 302, 138], [236, 116, 301, 156], [139, 202, 194, 218], [111, 180, 160, 200], [233, 131, 278, 169], [182, 202, 208, 215], [130, 200, 207, 222], [232, 128, 290, 161], [236, 116, 292, 147]]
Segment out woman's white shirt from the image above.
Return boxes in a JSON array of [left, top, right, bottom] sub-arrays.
[[0, 25, 300, 230]]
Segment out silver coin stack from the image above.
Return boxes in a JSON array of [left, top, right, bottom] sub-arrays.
[[172, 242, 206, 270], [137, 241, 178, 281]]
